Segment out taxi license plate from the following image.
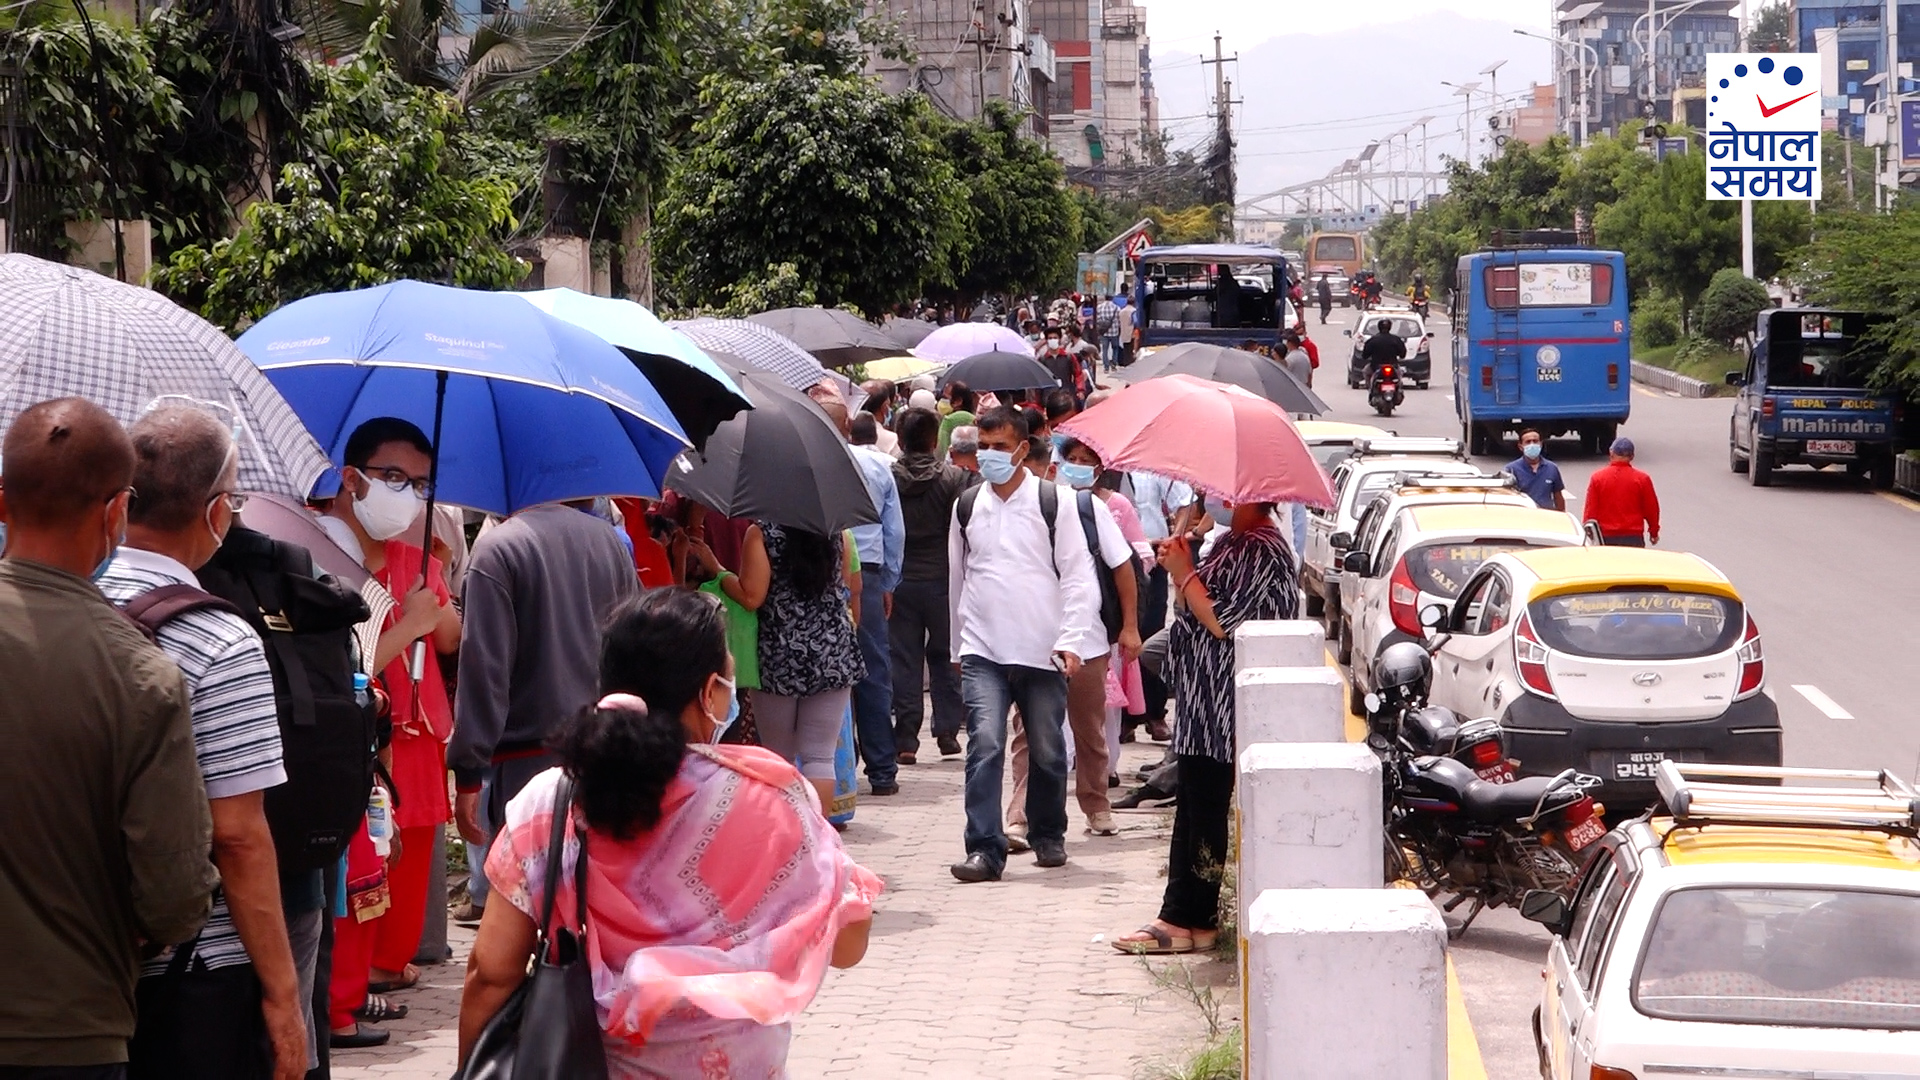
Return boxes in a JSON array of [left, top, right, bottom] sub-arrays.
[[1536, 368, 1562, 382], [1566, 815, 1606, 852], [1806, 439, 1856, 456], [1599, 749, 1690, 782]]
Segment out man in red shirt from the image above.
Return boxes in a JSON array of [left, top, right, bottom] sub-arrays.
[[1583, 437, 1661, 547]]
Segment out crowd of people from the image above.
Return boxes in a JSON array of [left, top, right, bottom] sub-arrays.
[[0, 318, 1307, 1075]]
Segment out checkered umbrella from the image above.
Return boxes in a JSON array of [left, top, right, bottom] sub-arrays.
[[0, 254, 330, 500], [669, 317, 830, 391]]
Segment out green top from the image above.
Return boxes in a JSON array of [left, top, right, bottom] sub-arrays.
[[938, 409, 976, 453], [698, 577, 761, 690]]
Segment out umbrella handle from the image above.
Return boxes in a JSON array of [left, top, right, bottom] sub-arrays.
[[418, 370, 449, 584]]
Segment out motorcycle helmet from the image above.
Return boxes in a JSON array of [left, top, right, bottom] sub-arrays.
[[1372, 641, 1433, 707]]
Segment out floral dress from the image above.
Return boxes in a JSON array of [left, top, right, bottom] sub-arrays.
[[754, 523, 865, 698]]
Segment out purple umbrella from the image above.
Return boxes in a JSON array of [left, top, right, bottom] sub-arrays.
[[911, 322, 1034, 362]]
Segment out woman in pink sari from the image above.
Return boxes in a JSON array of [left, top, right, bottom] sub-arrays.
[[458, 589, 880, 1077]]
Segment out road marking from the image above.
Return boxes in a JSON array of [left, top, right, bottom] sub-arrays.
[[1792, 684, 1855, 720], [1328, 646, 1367, 742], [1448, 958, 1490, 1080], [1633, 385, 1662, 399], [1876, 490, 1920, 512]]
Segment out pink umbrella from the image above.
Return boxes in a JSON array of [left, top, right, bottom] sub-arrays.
[[1058, 374, 1336, 508], [911, 322, 1034, 362]]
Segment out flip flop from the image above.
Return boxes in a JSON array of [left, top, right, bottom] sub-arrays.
[[353, 994, 408, 1023], [367, 964, 419, 994], [1112, 924, 1194, 955]]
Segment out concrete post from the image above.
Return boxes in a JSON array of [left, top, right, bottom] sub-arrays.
[[1237, 743, 1382, 906], [1233, 619, 1326, 672], [1243, 889, 1447, 1080], [1235, 667, 1345, 746]]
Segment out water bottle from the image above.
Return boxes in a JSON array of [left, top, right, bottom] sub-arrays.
[[353, 672, 371, 710], [367, 784, 393, 858]]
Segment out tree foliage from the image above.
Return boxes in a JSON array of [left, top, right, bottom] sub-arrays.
[[1696, 268, 1771, 346], [655, 64, 969, 316], [153, 49, 533, 330], [1749, 2, 1792, 53], [936, 103, 1080, 301], [1802, 209, 1920, 393]]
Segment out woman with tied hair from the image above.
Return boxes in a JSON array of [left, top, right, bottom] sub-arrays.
[[458, 588, 879, 1077]]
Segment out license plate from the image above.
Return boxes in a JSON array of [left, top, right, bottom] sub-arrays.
[[1475, 763, 1516, 784], [1566, 814, 1606, 851], [1536, 368, 1562, 382], [1600, 749, 1698, 782], [1806, 439, 1856, 456]]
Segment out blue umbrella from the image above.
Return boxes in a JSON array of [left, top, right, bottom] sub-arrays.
[[515, 289, 750, 452], [238, 280, 691, 516]]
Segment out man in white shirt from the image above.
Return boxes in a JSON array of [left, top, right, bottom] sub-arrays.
[[947, 408, 1103, 882]]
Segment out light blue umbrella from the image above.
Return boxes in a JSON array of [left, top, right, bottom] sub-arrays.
[[238, 280, 691, 517], [515, 289, 749, 451]]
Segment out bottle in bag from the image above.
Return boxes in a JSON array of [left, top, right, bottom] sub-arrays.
[[367, 783, 393, 859]]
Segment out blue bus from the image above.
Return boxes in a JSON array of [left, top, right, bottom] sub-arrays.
[[1451, 247, 1630, 457], [1133, 244, 1296, 352]]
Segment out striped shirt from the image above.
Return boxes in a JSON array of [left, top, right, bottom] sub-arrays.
[[97, 547, 287, 972]]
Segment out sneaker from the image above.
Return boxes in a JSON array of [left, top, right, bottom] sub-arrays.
[[869, 781, 900, 797], [450, 901, 485, 927], [936, 733, 962, 757], [1087, 812, 1119, 836], [1005, 825, 1031, 853]]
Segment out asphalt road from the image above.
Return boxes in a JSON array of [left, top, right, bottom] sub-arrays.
[[1295, 304, 1920, 1080]]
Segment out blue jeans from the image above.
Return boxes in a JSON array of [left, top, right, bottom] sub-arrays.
[[961, 656, 1070, 871], [853, 570, 898, 787], [465, 777, 493, 908], [1099, 335, 1120, 371]]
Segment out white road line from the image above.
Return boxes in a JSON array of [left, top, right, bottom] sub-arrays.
[[1791, 684, 1855, 720]]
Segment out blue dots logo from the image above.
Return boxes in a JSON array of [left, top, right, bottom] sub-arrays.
[[1784, 65, 1804, 86], [1758, 57, 1774, 74]]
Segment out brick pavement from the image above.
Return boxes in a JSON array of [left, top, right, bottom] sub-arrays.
[[331, 738, 1235, 1080]]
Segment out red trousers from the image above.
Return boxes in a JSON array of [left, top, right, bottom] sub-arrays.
[[328, 824, 435, 1029]]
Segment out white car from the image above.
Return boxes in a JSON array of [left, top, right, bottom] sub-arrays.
[[1421, 547, 1782, 806], [1343, 502, 1584, 711], [1527, 762, 1920, 1080], [1345, 310, 1437, 389], [1301, 437, 1473, 628]]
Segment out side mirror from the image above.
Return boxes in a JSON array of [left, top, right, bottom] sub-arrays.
[[1341, 550, 1371, 575], [1330, 531, 1354, 551], [1724, 371, 1744, 387], [1362, 692, 1382, 716], [1419, 604, 1448, 631], [1519, 889, 1572, 936]]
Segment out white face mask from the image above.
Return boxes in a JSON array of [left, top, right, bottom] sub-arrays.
[[350, 470, 424, 541]]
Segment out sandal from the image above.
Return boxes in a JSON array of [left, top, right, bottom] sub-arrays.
[[353, 993, 408, 1023], [1112, 924, 1195, 955], [367, 963, 420, 994]]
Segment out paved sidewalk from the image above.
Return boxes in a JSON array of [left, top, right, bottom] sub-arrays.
[[332, 738, 1235, 1080]]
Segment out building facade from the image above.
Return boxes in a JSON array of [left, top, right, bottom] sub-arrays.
[[1549, 0, 1738, 139], [1794, 1, 1920, 138], [1031, 0, 1152, 167], [865, 0, 1055, 131]]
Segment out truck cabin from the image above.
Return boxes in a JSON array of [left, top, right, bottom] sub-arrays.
[[1750, 309, 1883, 391], [1135, 244, 1293, 344]]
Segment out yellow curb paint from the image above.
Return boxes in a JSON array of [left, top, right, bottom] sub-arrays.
[[1448, 957, 1490, 1080], [1875, 490, 1920, 512], [1328, 647, 1367, 742]]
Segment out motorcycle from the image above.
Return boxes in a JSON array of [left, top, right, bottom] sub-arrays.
[[1362, 648, 1606, 937], [1410, 298, 1430, 319], [1366, 362, 1404, 417]]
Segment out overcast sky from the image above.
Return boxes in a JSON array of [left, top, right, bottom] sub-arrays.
[[1138, 0, 1553, 56]]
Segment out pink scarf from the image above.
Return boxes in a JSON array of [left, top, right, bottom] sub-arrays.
[[487, 746, 881, 1047]]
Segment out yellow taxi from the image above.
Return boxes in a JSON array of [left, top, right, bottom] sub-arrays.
[[1524, 763, 1920, 1080], [1421, 547, 1782, 806]]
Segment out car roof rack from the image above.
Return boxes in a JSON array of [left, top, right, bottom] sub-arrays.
[[1353, 436, 1463, 458], [1656, 762, 1920, 837], [1385, 473, 1514, 491]]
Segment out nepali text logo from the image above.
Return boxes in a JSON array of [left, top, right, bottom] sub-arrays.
[[1780, 416, 1888, 436]]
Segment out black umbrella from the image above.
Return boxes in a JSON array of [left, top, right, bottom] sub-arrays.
[[1128, 342, 1329, 416], [619, 348, 751, 453], [665, 365, 879, 534], [936, 350, 1059, 394], [882, 316, 937, 350], [747, 307, 898, 369]]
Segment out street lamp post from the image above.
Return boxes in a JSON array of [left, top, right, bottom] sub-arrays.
[[1416, 115, 1435, 204], [1442, 80, 1485, 166], [1514, 28, 1597, 145], [1631, 0, 1720, 107]]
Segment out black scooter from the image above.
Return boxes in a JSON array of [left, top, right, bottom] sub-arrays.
[[1366, 362, 1404, 417]]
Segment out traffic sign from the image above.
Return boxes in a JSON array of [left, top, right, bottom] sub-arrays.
[[1124, 232, 1152, 260]]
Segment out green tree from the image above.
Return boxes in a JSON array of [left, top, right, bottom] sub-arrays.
[[1749, 1, 1792, 52], [153, 51, 532, 330], [1802, 208, 1920, 393], [938, 103, 1081, 302], [654, 64, 970, 316], [297, 0, 593, 109], [1696, 268, 1771, 346]]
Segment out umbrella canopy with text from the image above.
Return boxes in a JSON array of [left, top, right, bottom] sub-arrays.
[[1057, 374, 1335, 507]]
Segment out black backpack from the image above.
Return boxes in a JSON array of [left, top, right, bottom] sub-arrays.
[[196, 525, 378, 871], [956, 484, 1140, 645]]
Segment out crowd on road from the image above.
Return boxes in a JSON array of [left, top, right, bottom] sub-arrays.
[[0, 258, 1336, 1080]]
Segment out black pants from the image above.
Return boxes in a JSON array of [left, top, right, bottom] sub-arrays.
[[1159, 755, 1236, 931], [0, 1069, 128, 1079], [889, 578, 963, 753], [306, 861, 336, 1080], [1601, 534, 1646, 547], [129, 959, 270, 1080]]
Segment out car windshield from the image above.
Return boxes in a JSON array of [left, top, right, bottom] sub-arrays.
[[1635, 887, 1920, 1030], [1528, 590, 1742, 659], [1405, 542, 1532, 598], [1366, 318, 1422, 338]]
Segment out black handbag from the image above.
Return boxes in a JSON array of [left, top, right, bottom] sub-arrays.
[[456, 777, 609, 1080]]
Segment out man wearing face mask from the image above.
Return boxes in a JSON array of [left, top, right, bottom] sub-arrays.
[[947, 408, 1103, 883], [1040, 328, 1076, 393], [95, 404, 308, 1080], [0, 397, 217, 1076], [1503, 429, 1566, 511]]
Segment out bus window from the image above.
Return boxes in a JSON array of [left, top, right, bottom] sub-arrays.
[[1311, 235, 1358, 263], [1485, 262, 1614, 309]]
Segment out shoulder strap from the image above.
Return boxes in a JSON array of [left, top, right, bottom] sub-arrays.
[[1038, 482, 1059, 578], [957, 484, 980, 530], [122, 584, 243, 638], [244, 541, 318, 727], [1076, 489, 1103, 566], [536, 776, 576, 956]]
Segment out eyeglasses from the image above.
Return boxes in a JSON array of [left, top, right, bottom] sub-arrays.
[[360, 465, 433, 499], [210, 491, 250, 514]]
